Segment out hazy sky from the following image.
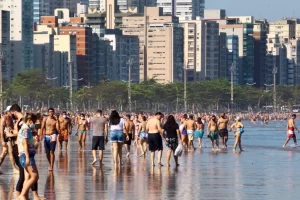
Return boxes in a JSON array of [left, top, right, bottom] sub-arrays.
[[206, 0, 300, 21]]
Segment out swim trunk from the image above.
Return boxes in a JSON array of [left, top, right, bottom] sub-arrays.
[[181, 130, 187, 136], [44, 134, 57, 154], [110, 130, 124, 143], [165, 137, 178, 151], [59, 129, 69, 142], [219, 129, 229, 138], [124, 134, 133, 145], [209, 131, 219, 141], [92, 136, 105, 150], [80, 130, 86, 135], [187, 130, 194, 141], [148, 133, 163, 152], [287, 130, 296, 139], [195, 130, 204, 139], [139, 131, 148, 140], [19, 153, 36, 168]]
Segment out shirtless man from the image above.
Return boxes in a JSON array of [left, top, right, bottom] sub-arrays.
[[146, 112, 164, 166], [283, 114, 298, 147], [76, 113, 88, 151], [184, 115, 196, 151], [0, 106, 19, 174], [58, 111, 71, 151], [124, 114, 135, 157], [207, 115, 220, 151], [218, 112, 230, 148], [41, 108, 59, 171]]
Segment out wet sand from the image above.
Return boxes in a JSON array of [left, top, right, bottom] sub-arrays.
[[1, 121, 300, 200]]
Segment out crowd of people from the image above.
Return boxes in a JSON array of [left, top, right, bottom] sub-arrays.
[[0, 104, 298, 200]]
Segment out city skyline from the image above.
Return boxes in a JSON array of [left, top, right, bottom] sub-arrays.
[[206, 0, 300, 21]]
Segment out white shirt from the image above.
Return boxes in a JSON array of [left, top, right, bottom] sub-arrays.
[[110, 118, 125, 131]]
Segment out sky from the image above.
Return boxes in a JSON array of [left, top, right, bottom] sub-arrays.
[[206, 0, 300, 21]]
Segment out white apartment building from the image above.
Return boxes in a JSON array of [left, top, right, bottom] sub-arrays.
[[269, 19, 296, 43], [0, 0, 34, 77], [180, 19, 220, 81], [285, 39, 300, 85], [122, 7, 183, 83], [0, 10, 11, 82], [157, 0, 205, 20]]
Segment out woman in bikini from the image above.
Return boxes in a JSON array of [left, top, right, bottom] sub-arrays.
[[230, 117, 244, 152]]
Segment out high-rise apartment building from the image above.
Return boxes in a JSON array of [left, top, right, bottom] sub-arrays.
[[104, 30, 140, 82], [285, 39, 300, 85], [60, 24, 93, 86], [266, 33, 287, 85], [0, 10, 11, 82], [226, 35, 239, 85], [0, 0, 34, 77], [269, 19, 296, 43], [180, 19, 220, 81], [33, 0, 50, 24], [122, 7, 183, 83], [219, 32, 227, 78], [219, 23, 254, 84], [253, 19, 268, 88], [157, 0, 205, 20], [54, 35, 78, 88]]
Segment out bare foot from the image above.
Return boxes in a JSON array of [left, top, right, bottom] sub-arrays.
[[233, 149, 237, 153], [91, 160, 97, 165], [126, 152, 130, 157], [0, 170, 3, 175], [48, 167, 53, 171], [157, 163, 164, 166], [176, 163, 180, 167], [282, 145, 286, 147], [17, 195, 27, 200], [140, 153, 145, 157], [78, 147, 82, 151], [216, 148, 221, 152], [34, 195, 46, 200], [211, 148, 214, 151]]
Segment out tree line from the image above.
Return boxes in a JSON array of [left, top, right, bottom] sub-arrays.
[[3, 69, 300, 113]]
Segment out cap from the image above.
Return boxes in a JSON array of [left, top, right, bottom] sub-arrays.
[[5, 106, 11, 112]]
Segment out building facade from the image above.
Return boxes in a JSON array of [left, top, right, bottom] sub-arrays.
[[253, 19, 268, 88], [157, 0, 205, 20], [219, 23, 254, 84], [122, 7, 183, 83], [0, 10, 11, 81], [0, 0, 34, 78]]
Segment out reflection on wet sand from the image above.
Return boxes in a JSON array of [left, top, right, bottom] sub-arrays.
[[1, 121, 300, 199]]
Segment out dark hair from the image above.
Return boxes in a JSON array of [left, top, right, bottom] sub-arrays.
[[142, 116, 147, 121], [292, 114, 297, 118], [36, 113, 42, 120], [183, 114, 187, 119], [48, 108, 55, 112], [155, 112, 163, 116], [109, 110, 121, 125], [10, 104, 21, 112], [96, 109, 103, 115], [164, 115, 177, 127], [126, 114, 131, 119], [80, 113, 85, 117], [62, 111, 67, 114], [24, 113, 37, 123], [189, 114, 194, 119], [197, 117, 203, 124]]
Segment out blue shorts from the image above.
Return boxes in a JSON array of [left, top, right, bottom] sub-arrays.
[[195, 130, 204, 138], [44, 136, 57, 154], [19, 153, 36, 168], [140, 131, 148, 140], [110, 130, 124, 143]]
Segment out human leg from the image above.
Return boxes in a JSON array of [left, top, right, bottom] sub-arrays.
[[166, 150, 171, 167]]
